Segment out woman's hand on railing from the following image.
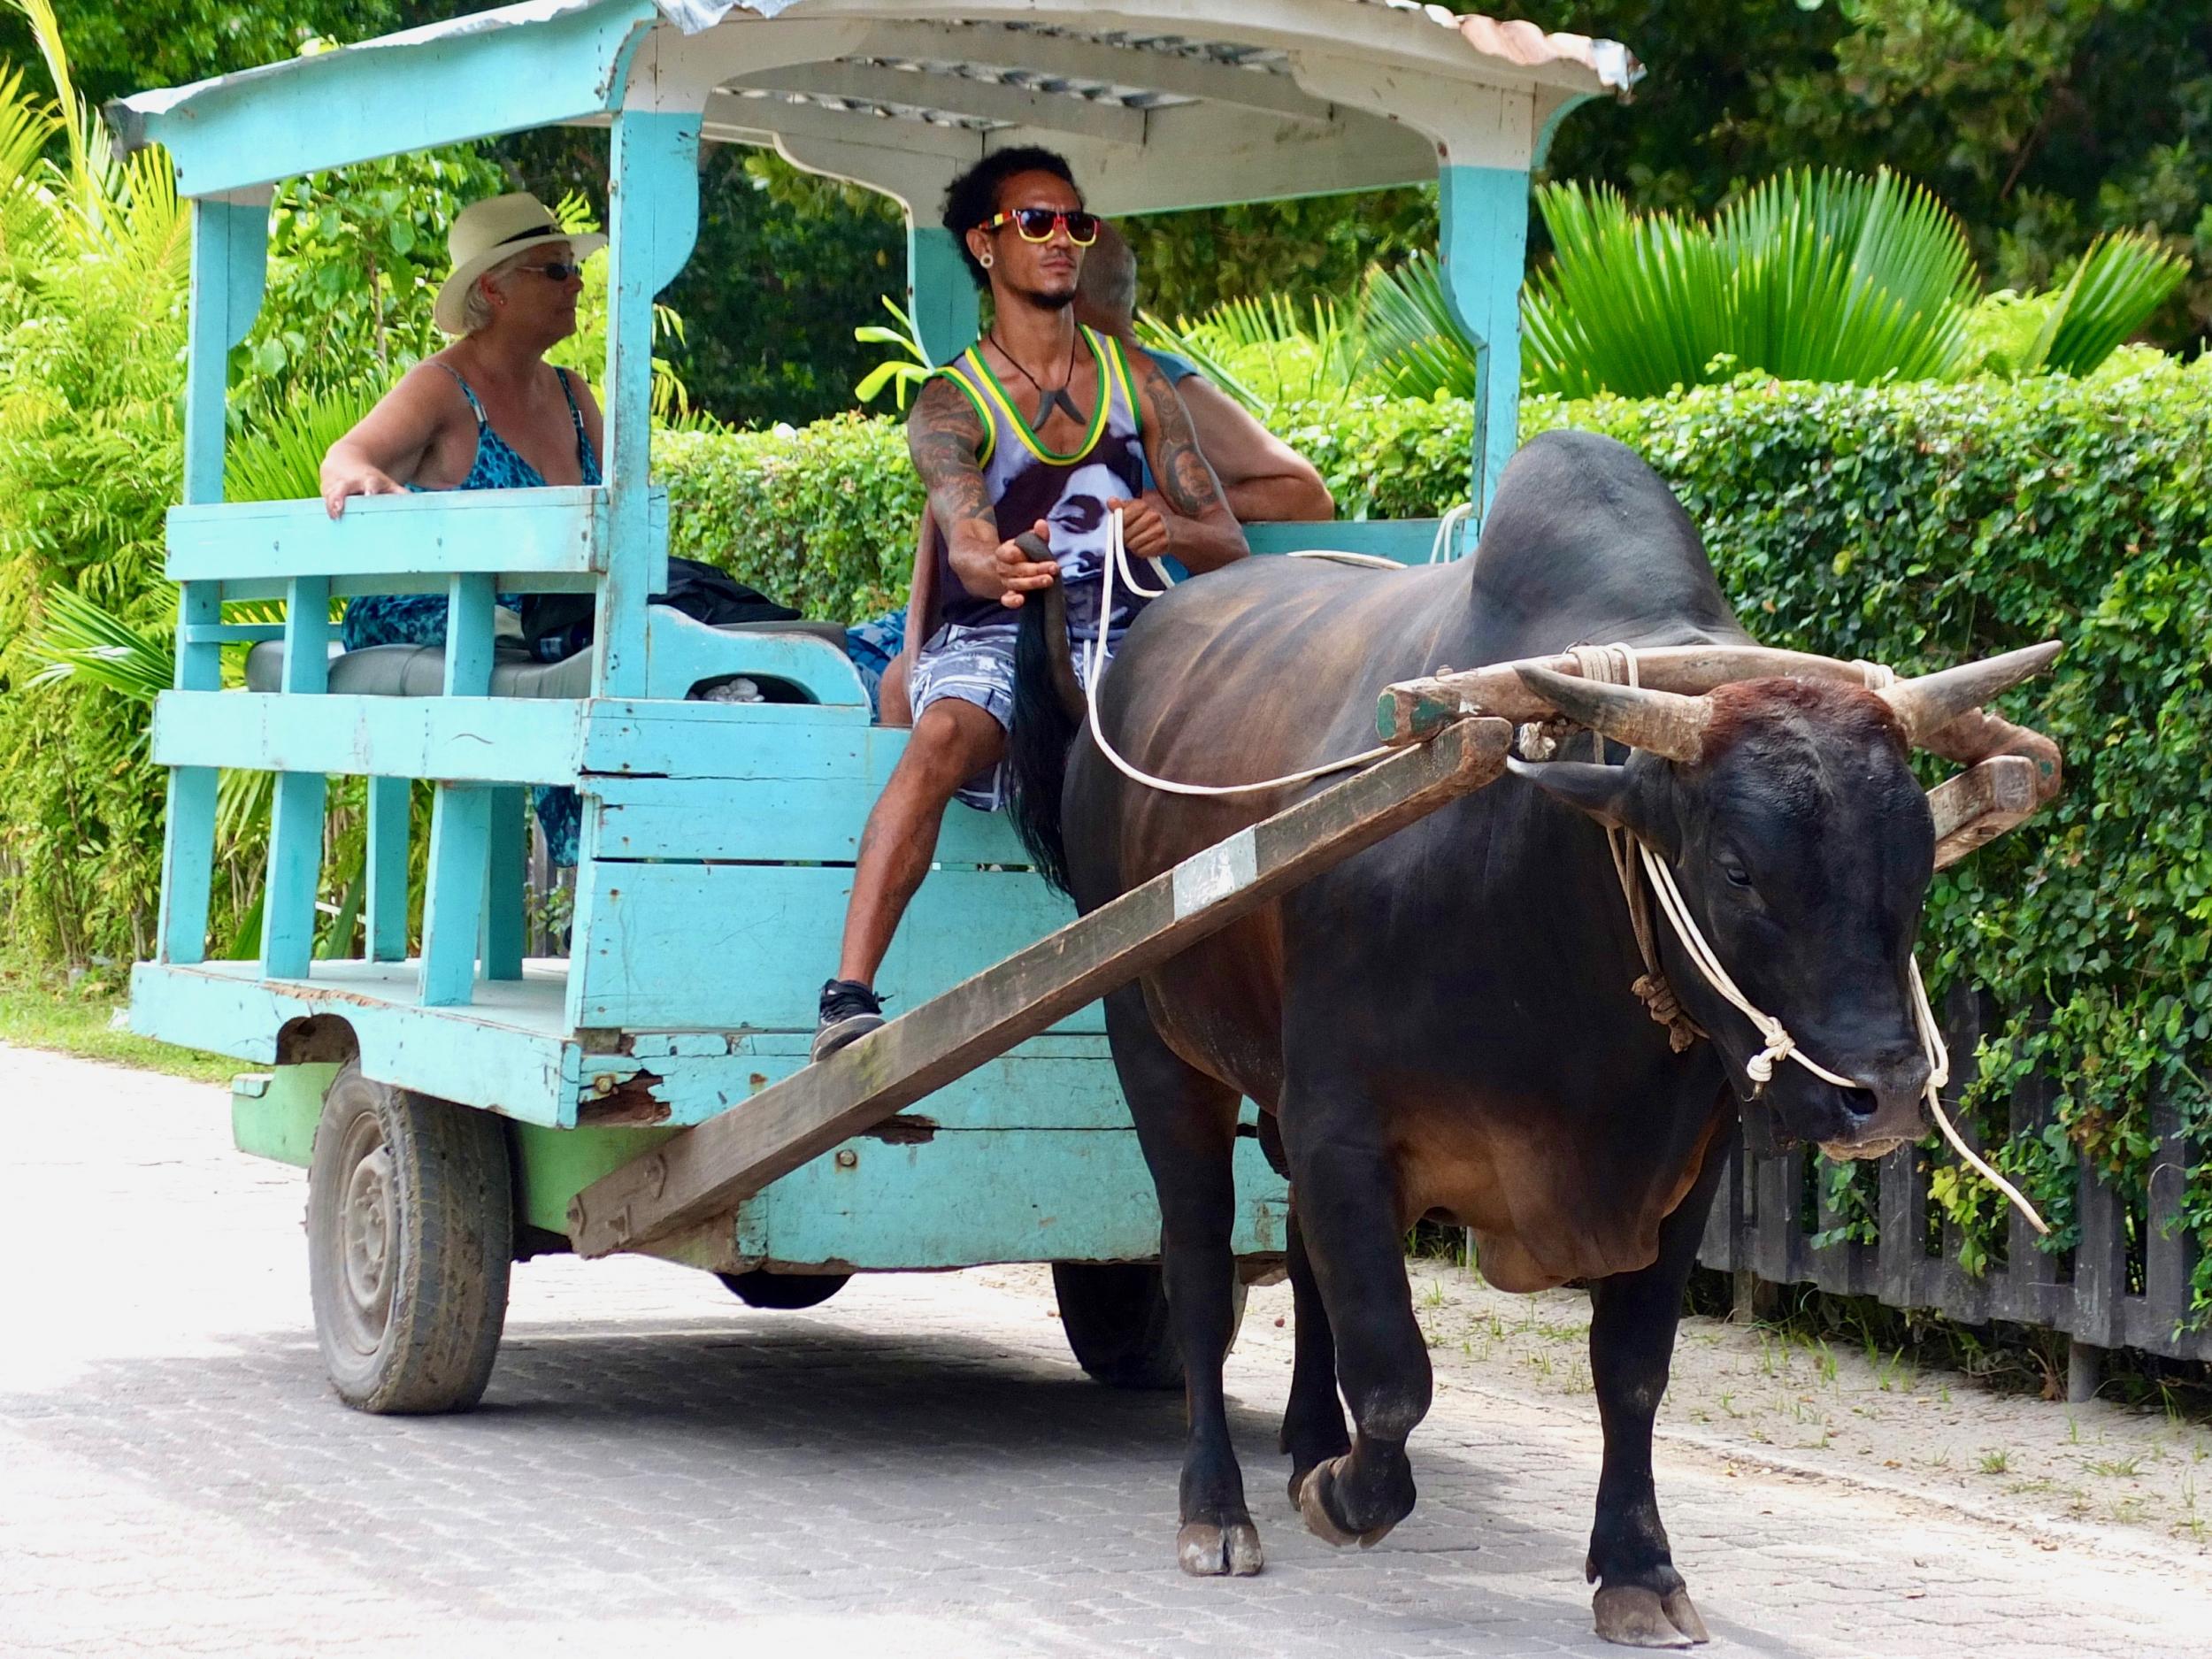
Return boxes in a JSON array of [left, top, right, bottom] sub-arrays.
[[320, 461, 408, 518]]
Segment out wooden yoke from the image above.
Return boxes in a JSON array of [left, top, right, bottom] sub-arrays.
[[1382, 647, 2064, 872], [566, 716, 1513, 1258]]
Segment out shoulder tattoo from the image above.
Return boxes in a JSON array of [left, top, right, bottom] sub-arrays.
[[907, 377, 996, 544], [1135, 354, 1227, 519]]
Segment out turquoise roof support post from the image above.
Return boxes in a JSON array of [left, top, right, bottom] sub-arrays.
[[160, 194, 267, 966], [907, 224, 979, 367], [1438, 163, 1532, 531], [594, 107, 699, 700]]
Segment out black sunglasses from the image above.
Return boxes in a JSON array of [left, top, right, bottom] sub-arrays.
[[515, 261, 585, 282]]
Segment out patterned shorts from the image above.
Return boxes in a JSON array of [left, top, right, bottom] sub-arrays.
[[910, 617, 1127, 811]]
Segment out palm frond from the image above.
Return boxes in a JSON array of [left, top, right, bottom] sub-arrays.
[[1523, 168, 1977, 397], [16, 583, 175, 704], [227, 382, 384, 503], [0, 62, 61, 279], [1360, 253, 1480, 401], [2040, 232, 2190, 377], [1137, 294, 1361, 415], [1133, 310, 1265, 412]]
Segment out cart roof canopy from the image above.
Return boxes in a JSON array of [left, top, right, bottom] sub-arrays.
[[109, 0, 1639, 213]]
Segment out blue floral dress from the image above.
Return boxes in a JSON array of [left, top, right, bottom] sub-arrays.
[[340, 363, 599, 865]]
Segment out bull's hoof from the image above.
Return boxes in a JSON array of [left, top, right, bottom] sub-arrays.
[[1294, 1456, 1398, 1550], [1177, 1520, 1264, 1577], [1593, 1585, 1710, 1647]]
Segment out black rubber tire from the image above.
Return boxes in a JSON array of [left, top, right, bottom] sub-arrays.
[[306, 1064, 513, 1414], [1053, 1261, 1248, 1391], [717, 1269, 851, 1309]]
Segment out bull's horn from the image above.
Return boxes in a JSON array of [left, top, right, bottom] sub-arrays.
[[1877, 641, 2062, 746], [1515, 665, 1710, 763]]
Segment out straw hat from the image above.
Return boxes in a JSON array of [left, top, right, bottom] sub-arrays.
[[432, 192, 606, 336]]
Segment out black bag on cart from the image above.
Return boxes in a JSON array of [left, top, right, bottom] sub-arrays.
[[520, 556, 802, 661]]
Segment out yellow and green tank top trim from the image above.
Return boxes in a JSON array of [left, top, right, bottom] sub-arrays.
[[933, 325, 1138, 469]]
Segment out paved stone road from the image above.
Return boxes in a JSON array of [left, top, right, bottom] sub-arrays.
[[3, 1044, 2207, 1658]]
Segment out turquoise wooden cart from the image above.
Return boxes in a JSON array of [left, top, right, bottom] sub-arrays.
[[116, 0, 1637, 1413]]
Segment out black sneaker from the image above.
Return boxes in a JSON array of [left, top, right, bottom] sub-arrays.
[[812, 979, 885, 1062]]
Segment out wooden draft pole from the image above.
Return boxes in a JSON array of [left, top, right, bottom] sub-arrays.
[[567, 716, 1513, 1258]]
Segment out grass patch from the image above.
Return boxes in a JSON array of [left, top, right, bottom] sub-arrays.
[[0, 963, 237, 1084]]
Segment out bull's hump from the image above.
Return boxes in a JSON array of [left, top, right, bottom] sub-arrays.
[[1467, 431, 1743, 652]]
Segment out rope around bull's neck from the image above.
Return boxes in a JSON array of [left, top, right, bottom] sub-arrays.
[[1576, 642, 2048, 1235]]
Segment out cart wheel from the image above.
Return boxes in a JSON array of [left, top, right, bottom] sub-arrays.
[[1052, 1262, 1248, 1391], [306, 1064, 513, 1414], [717, 1269, 850, 1310]]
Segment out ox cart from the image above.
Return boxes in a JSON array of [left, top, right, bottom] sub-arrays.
[[118, 0, 2055, 1430], [117, 0, 1641, 1410]]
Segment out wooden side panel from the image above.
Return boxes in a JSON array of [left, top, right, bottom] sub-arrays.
[[579, 697, 872, 779], [594, 769, 1031, 866], [595, 1035, 1133, 1130], [166, 488, 608, 581], [570, 861, 1095, 1033], [153, 692, 584, 784], [733, 1133, 1286, 1271], [1243, 519, 1447, 564]]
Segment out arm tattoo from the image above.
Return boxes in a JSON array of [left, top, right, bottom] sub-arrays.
[[906, 377, 996, 545], [1136, 355, 1229, 519]]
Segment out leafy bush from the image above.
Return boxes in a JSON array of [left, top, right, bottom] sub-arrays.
[[658, 415, 922, 625]]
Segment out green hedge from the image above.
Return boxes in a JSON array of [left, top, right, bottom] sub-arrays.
[[657, 365, 2212, 1311]]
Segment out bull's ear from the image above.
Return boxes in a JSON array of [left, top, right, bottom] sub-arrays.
[[1508, 757, 1640, 830]]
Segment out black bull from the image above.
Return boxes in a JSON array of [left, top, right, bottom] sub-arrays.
[[1006, 431, 2055, 1647]]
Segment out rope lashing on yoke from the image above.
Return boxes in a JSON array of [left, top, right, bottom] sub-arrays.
[[1571, 643, 2049, 1235]]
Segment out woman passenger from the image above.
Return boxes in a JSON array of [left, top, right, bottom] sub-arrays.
[[318, 191, 606, 863]]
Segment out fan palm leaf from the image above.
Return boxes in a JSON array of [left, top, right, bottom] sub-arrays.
[[2039, 232, 2190, 376], [1360, 252, 1480, 401], [1523, 168, 1976, 397]]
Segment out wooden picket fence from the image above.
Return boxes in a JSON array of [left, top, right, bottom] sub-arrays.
[[1695, 982, 2208, 1396]]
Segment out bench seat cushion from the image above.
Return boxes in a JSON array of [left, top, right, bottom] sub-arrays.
[[243, 619, 851, 699]]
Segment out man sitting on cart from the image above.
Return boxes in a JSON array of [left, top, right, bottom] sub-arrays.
[[815, 147, 1249, 1059]]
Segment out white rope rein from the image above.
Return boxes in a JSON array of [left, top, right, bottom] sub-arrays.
[[1576, 643, 2047, 1234], [1075, 509, 1396, 797]]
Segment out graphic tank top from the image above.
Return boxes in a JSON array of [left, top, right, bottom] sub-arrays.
[[931, 325, 1148, 634]]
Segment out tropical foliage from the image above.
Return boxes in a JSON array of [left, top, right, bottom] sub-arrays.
[[1132, 168, 2184, 421], [1523, 170, 2185, 398]]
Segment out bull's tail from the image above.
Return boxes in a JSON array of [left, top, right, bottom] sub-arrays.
[[1008, 540, 1085, 896]]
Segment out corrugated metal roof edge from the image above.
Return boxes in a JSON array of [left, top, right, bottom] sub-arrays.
[[110, 1, 1641, 133]]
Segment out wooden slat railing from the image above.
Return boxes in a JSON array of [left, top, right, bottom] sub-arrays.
[[1697, 986, 2207, 1394]]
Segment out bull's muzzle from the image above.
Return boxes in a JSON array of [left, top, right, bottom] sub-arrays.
[[1812, 1050, 1931, 1161]]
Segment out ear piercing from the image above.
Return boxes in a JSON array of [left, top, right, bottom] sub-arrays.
[[980, 252, 995, 269]]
